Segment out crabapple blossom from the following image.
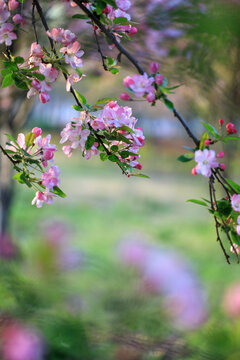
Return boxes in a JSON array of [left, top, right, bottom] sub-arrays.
[[0, 22, 17, 46], [0, 0, 10, 24], [41, 165, 60, 191], [123, 73, 155, 97], [149, 61, 159, 73], [116, 0, 131, 11], [8, 0, 19, 11], [32, 190, 54, 208], [194, 149, 218, 177], [12, 14, 26, 26], [39, 92, 50, 104], [226, 122, 237, 134], [231, 194, 240, 212], [66, 73, 84, 91], [32, 127, 42, 138], [6, 133, 26, 152], [60, 41, 84, 69]]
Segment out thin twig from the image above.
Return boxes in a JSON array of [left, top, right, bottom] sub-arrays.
[[209, 177, 230, 264], [31, 3, 39, 44], [93, 28, 108, 71], [0, 145, 17, 165]]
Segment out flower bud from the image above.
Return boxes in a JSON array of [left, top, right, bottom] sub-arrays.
[[146, 92, 155, 103], [155, 74, 164, 86], [129, 26, 138, 36], [135, 163, 142, 170], [217, 151, 224, 158], [32, 127, 42, 138], [39, 92, 50, 104], [8, 0, 19, 11], [220, 163, 226, 171], [12, 14, 26, 26], [191, 168, 197, 176], [120, 92, 130, 101], [149, 62, 159, 73], [204, 139, 211, 146], [219, 118, 224, 126]]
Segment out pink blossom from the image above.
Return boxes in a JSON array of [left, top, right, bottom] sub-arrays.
[[123, 73, 155, 97], [8, 0, 19, 11], [30, 42, 44, 59], [62, 145, 72, 157], [226, 122, 237, 134], [0, 22, 17, 46], [230, 243, 240, 254], [129, 26, 137, 36], [6, 133, 25, 152], [32, 127, 42, 138], [204, 139, 211, 146], [194, 149, 218, 177], [155, 74, 164, 85], [66, 73, 83, 92], [149, 61, 159, 73], [0, 0, 10, 24], [84, 143, 99, 160], [32, 190, 54, 208], [217, 151, 224, 158], [91, 118, 105, 130], [1, 323, 43, 360], [39, 63, 58, 83], [146, 92, 155, 103], [116, 0, 131, 11], [36, 134, 57, 163], [47, 27, 77, 45], [132, 127, 145, 147], [237, 227, 240, 236], [41, 165, 60, 190], [120, 92, 131, 101], [60, 41, 84, 69], [231, 194, 240, 212], [12, 14, 26, 26], [39, 92, 50, 104]]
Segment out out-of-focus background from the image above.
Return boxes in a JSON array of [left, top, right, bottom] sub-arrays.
[[1, 0, 240, 359]]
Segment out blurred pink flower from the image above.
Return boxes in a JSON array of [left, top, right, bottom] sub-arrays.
[[223, 282, 240, 317]]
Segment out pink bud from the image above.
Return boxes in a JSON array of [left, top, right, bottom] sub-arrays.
[[120, 92, 130, 101], [217, 151, 224, 158], [220, 163, 226, 171], [149, 62, 159, 73], [146, 92, 155, 103], [39, 92, 50, 104], [191, 168, 197, 176], [12, 14, 26, 26], [204, 139, 211, 146], [129, 26, 137, 36], [32, 127, 42, 138], [219, 118, 224, 126], [8, 0, 19, 11], [123, 76, 134, 88], [155, 74, 164, 86], [136, 163, 142, 170], [31, 79, 41, 90]]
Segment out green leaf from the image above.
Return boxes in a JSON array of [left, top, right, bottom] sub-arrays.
[[3, 61, 18, 71], [201, 121, 220, 139], [163, 98, 174, 112], [25, 132, 35, 148], [199, 131, 209, 150], [14, 56, 24, 64], [222, 136, 240, 142], [76, 68, 83, 77], [53, 186, 66, 198], [109, 68, 119, 75], [1, 73, 13, 88], [108, 154, 119, 162], [32, 72, 45, 81], [5, 133, 19, 147], [120, 151, 130, 159], [85, 135, 95, 150], [12, 75, 28, 90], [216, 199, 232, 218], [1, 68, 12, 77], [110, 145, 118, 152], [131, 173, 149, 178], [177, 153, 194, 162], [72, 105, 83, 111], [75, 90, 86, 106], [72, 14, 89, 19], [106, 56, 117, 66], [118, 125, 135, 134], [187, 199, 208, 207], [12, 172, 25, 184], [113, 16, 130, 25], [100, 153, 108, 161], [225, 178, 240, 194], [96, 97, 117, 105]]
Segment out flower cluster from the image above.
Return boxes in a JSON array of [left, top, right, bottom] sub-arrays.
[[121, 62, 166, 104], [86, 0, 137, 42], [27, 46, 59, 103], [60, 101, 145, 171], [5, 127, 64, 208], [0, 0, 25, 47]]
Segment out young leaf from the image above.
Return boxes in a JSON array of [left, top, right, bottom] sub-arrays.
[[131, 173, 149, 178], [96, 97, 117, 105], [108, 154, 119, 162], [5, 133, 19, 147], [75, 90, 86, 106], [199, 131, 209, 150], [201, 121, 220, 139], [177, 153, 194, 162], [100, 153, 108, 161], [53, 186, 66, 198], [85, 135, 95, 150], [1, 73, 13, 88], [187, 199, 208, 207], [225, 178, 240, 194], [72, 105, 82, 111]]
